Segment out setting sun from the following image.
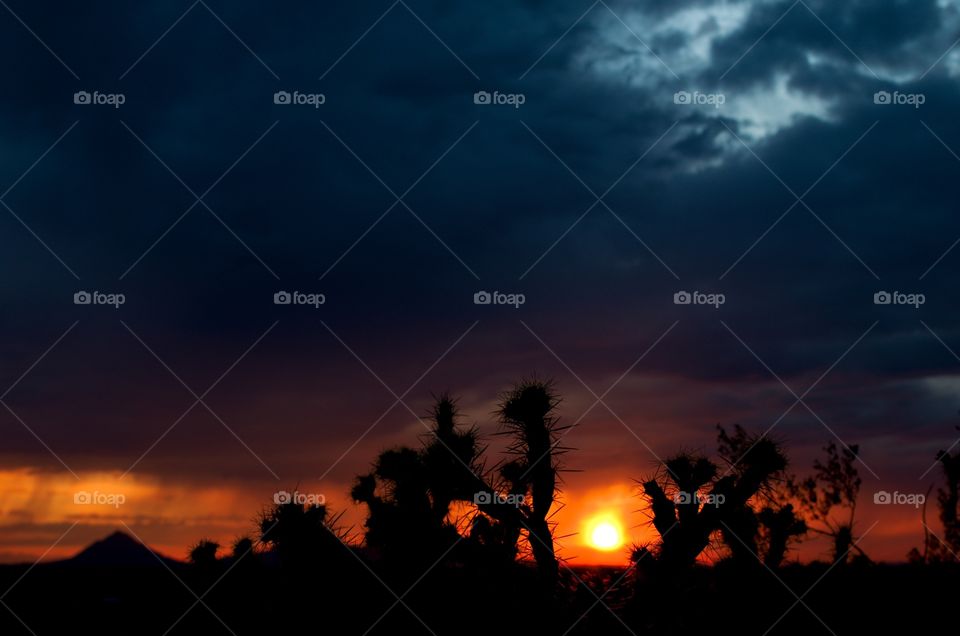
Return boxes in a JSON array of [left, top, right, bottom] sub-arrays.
[[584, 515, 625, 552]]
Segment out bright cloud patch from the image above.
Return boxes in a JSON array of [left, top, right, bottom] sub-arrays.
[[573, 1, 751, 82]]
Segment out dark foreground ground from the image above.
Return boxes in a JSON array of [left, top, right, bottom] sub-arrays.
[[0, 551, 954, 636]]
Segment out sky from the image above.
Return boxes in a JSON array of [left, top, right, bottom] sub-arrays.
[[1, 0, 960, 565]]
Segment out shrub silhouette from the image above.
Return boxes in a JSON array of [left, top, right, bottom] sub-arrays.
[[188, 538, 220, 567], [258, 499, 344, 570]]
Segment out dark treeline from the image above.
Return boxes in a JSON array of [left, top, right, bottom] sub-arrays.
[[2, 379, 958, 635]]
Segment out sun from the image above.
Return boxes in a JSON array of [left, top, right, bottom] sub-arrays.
[[585, 515, 624, 552]]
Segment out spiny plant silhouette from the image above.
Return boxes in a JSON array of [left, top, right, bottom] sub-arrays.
[[495, 379, 565, 583], [715, 425, 800, 568], [351, 381, 566, 583], [642, 451, 717, 569], [188, 538, 220, 567], [258, 498, 346, 570], [421, 394, 487, 527], [788, 441, 868, 564], [351, 394, 483, 568], [253, 495, 363, 632], [640, 425, 788, 570]]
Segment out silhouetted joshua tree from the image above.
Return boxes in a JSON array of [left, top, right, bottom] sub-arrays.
[[258, 499, 344, 569], [788, 441, 868, 564], [495, 379, 565, 583], [421, 394, 487, 526], [643, 452, 717, 568], [641, 425, 788, 570], [352, 382, 565, 582], [352, 394, 485, 566], [715, 425, 802, 568]]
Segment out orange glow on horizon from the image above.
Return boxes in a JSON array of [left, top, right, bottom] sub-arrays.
[[0, 469, 933, 566]]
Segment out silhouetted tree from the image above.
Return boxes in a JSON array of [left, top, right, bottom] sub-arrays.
[[643, 452, 718, 569], [789, 441, 868, 564], [641, 425, 789, 570], [496, 379, 565, 583], [258, 500, 343, 569], [351, 382, 567, 583], [352, 395, 487, 569], [421, 393, 486, 525], [716, 425, 801, 568]]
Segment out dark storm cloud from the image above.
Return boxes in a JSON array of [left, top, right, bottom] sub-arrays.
[[0, 0, 958, 507]]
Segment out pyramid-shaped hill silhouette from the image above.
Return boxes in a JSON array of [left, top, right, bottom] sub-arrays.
[[63, 530, 181, 568]]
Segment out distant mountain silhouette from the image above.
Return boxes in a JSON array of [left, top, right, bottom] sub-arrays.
[[63, 530, 180, 568]]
